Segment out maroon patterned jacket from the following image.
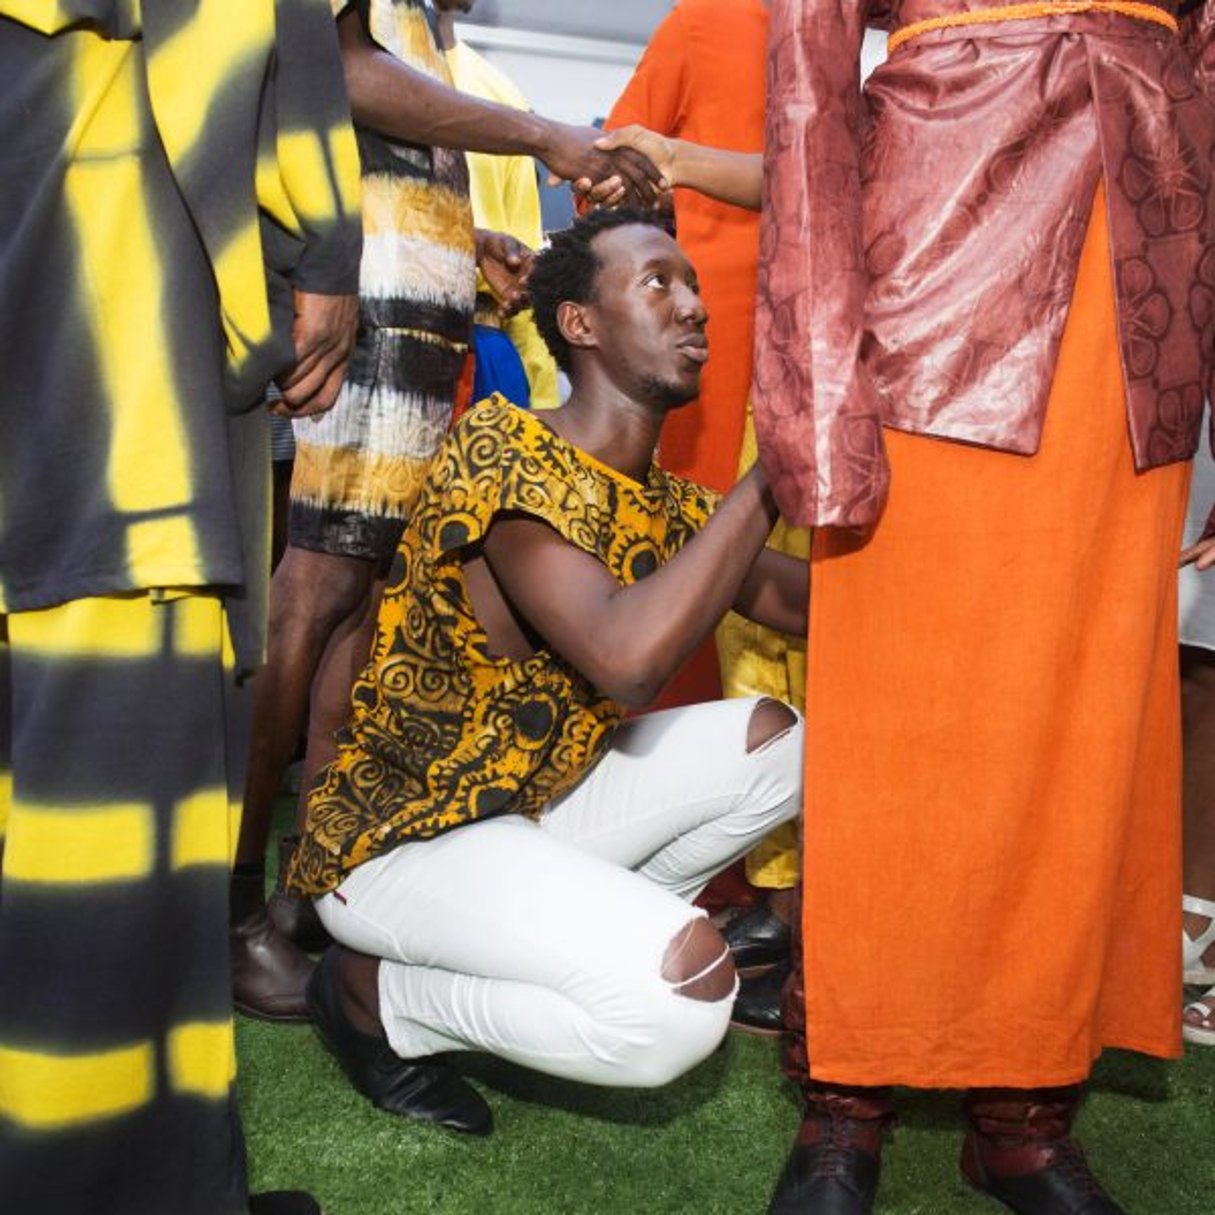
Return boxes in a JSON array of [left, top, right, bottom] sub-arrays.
[[754, 0, 1215, 527]]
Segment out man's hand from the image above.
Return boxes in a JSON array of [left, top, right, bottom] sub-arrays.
[[272, 289, 358, 418], [574, 126, 678, 209], [1181, 533, 1215, 571], [539, 121, 663, 208], [475, 229, 534, 319]]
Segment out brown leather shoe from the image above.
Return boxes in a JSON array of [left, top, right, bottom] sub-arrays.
[[961, 1087, 1125, 1214], [267, 835, 333, 953], [768, 1085, 893, 1215], [231, 864, 314, 1022]]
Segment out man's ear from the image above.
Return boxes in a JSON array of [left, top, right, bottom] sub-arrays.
[[557, 300, 597, 356]]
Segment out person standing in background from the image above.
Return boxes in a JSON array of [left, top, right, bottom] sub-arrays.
[[753, 0, 1215, 1209], [0, 2, 362, 1212], [436, 0, 561, 409], [230, 0, 663, 1024]]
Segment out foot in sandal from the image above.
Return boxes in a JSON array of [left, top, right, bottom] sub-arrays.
[[1183, 984, 1215, 1046]]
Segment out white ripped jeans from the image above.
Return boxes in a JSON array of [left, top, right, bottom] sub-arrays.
[[316, 697, 802, 1088]]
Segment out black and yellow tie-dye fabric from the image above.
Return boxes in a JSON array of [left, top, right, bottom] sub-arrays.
[[0, 4, 360, 1211], [0, 0, 361, 631], [287, 397, 720, 897], [288, 0, 476, 563], [0, 595, 251, 1215]]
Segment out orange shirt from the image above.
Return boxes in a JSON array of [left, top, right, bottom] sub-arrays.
[[607, 0, 769, 495]]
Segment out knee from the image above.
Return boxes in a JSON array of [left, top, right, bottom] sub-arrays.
[[745, 698, 800, 754], [661, 917, 735, 1002], [271, 548, 372, 635], [608, 924, 735, 1089]]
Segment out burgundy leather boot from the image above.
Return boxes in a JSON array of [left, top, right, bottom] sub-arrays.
[[768, 1084, 895, 1215], [230, 862, 314, 1021], [767, 885, 895, 1215], [961, 1086, 1126, 1214]]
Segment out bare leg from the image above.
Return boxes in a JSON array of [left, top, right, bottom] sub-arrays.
[[231, 547, 374, 1021], [293, 576, 386, 829], [235, 547, 373, 867]]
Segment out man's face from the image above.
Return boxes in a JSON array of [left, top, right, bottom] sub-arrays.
[[580, 225, 708, 412]]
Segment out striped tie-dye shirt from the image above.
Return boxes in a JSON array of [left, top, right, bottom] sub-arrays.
[[288, 0, 477, 564]]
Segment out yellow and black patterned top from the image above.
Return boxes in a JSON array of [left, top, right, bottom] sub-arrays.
[[287, 397, 721, 896]]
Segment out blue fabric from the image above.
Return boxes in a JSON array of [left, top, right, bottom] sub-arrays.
[[472, 323, 530, 410]]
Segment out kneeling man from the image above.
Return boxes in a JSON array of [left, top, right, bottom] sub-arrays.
[[285, 208, 807, 1134]]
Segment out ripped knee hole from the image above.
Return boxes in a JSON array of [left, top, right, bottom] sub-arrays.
[[745, 697, 799, 754], [661, 918, 736, 1003]]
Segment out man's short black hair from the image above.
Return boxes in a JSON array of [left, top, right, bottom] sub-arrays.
[[529, 208, 671, 374]]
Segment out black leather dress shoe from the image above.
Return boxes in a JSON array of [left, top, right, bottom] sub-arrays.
[[730, 962, 787, 1036], [249, 1192, 322, 1215], [721, 902, 792, 972], [306, 949, 492, 1135]]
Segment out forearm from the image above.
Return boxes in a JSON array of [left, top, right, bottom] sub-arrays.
[[670, 143, 762, 211], [586, 470, 780, 703], [734, 550, 810, 635], [338, 11, 551, 156]]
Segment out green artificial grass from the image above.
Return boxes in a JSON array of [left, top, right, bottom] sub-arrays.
[[239, 1020, 1215, 1214], [240, 800, 1215, 1213]]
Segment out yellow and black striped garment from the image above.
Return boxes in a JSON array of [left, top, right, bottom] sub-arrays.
[[0, 0, 362, 653], [288, 0, 477, 564], [0, 3, 361, 1212], [288, 397, 721, 897]]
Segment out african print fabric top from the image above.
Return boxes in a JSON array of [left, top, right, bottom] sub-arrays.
[[289, 0, 477, 561], [287, 396, 720, 896]]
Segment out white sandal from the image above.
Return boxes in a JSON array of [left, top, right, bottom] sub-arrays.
[[1183, 984, 1215, 1047], [1183, 894, 1215, 985]]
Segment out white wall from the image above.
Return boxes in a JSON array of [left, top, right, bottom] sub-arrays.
[[456, 23, 889, 126], [455, 24, 640, 125]]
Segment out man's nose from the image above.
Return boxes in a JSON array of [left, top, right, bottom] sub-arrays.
[[676, 286, 707, 326]]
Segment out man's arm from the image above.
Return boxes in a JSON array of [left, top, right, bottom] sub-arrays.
[[335, 8, 661, 201], [482, 467, 781, 707], [733, 549, 809, 636], [589, 128, 762, 212]]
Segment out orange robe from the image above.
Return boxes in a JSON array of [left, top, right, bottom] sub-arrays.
[[607, 0, 768, 496], [802, 193, 1188, 1085], [608, 0, 770, 708]]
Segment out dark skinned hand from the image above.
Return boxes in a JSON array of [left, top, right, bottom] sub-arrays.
[[272, 288, 359, 418], [475, 229, 534, 319]]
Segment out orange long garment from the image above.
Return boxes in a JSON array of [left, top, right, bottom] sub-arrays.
[[801, 187, 1189, 1087], [607, 0, 769, 707]]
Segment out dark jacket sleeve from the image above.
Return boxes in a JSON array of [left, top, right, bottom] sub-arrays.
[[260, 0, 363, 297]]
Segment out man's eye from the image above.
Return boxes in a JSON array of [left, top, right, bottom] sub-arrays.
[[643, 273, 667, 289]]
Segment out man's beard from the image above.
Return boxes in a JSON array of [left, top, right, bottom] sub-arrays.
[[638, 373, 698, 413]]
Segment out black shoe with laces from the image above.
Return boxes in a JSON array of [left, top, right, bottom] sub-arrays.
[[306, 948, 492, 1135], [730, 961, 787, 1036]]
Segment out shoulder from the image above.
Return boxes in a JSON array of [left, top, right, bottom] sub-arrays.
[[653, 465, 722, 527]]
